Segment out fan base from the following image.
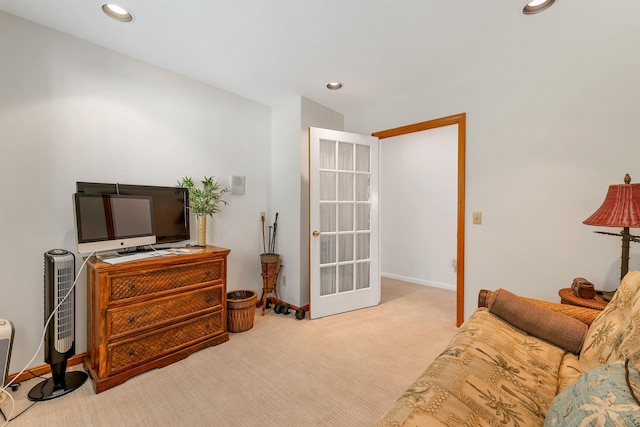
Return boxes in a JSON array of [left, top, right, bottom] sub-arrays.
[[27, 371, 88, 401]]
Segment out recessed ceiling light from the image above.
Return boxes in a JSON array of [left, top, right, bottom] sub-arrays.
[[522, 0, 555, 15], [326, 82, 343, 90], [102, 4, 133, 22]]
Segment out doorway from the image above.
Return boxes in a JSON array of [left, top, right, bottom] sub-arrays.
[[372, 113, 466, 326]]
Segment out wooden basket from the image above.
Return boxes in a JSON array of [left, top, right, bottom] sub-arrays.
[[260, 254, 281, 292], [227, 290, 257, 332]]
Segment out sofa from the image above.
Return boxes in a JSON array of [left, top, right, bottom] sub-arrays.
[[375, 271, 640, 426]]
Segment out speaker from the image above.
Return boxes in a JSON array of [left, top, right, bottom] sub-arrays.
[[28, 249, 87, 401], [0, 319, 14, 388], [231, 175, 245, 195]]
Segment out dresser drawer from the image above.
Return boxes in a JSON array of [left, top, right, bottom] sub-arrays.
[[107, 285, 223, 340], [109, 260, 223, 302], [109, 310, 224, 374]]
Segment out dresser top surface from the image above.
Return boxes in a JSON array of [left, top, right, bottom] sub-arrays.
[[87, 245, 230, 271]]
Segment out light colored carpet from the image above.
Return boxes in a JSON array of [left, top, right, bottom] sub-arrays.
[[1, 278, 457, 426]]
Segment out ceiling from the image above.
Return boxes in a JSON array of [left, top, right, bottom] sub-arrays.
[[1, 1, 638, 114]]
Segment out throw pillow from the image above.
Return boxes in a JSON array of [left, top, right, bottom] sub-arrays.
[[579, 271, 640, 373], [489, 288, 588, 354], [544, 360, 640, 426]]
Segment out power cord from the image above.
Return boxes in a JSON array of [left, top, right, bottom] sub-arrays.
[[0, 400, 36, 423], [0, 379, 35, 423], [0, 251, 94, 426]]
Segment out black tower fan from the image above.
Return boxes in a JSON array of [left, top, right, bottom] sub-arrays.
[[28, 249, 88, 401]]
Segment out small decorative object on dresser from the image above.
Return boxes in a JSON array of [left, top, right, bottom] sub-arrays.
[[177, 176, 230, 246], [84, 246, 230, 393]]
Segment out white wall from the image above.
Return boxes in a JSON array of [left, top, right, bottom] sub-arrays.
[[269, 96, 343, 307], [300, 98, 344, 305], [0, 13, 271, 372], [380, 125, 457, 290], [270, 97, 302, 305], [346, 24, 640, 319]]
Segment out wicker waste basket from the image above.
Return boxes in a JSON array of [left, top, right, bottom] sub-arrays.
[[227, 290, 258, 332]]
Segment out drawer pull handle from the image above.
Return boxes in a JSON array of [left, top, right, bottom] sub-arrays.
[[128, 316, 135, 324], [205, 296, 212, 303], [128, 283, 136, 290], [205, 271, 211, 276], [205, 323, 210, 329], [128, 349, 135, 356]]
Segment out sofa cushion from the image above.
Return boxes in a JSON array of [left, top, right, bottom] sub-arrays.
[[488, 288, 588, 354], [557, 353, 582, 394], [580, 271, 640, 373], [375, 308, 567, 426], [544, 360, 640, 426]]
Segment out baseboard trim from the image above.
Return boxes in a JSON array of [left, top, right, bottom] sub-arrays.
[[382, 273, 456, 292], [8, 353, 86, 384]]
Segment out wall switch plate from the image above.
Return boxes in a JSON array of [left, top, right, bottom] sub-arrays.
[[473, 212, 482, 224]]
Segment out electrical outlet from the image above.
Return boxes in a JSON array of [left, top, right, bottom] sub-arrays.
[[282, 275, 287, 286]]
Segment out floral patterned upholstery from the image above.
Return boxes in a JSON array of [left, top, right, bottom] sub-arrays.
[[376, 271, 640, 427], [579, 270, 640, 373], [375, 309, 568, 426], [544, 361, 640, 426]]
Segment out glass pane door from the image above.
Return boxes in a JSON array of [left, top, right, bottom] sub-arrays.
[[318, 139, 372, 296], [310, 127, 379, 319]]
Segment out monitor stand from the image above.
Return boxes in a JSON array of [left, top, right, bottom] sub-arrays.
[[118, 245, 155, 255]]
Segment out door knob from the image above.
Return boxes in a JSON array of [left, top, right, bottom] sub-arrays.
[[312, 230, 321, 237]]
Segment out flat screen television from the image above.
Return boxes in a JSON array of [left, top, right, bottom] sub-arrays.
[[76, 182, 190, 245], [73, 193, 156, 254]]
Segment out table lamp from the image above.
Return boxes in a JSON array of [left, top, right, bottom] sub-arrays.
[[583, 174, 640, 296]]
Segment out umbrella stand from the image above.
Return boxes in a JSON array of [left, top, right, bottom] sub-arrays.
[[259, 253, 282, 315]]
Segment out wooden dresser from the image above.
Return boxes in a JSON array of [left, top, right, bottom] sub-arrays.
[[84, 246, 230, 393]]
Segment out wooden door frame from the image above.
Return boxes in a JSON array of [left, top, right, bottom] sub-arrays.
[[372, 113, 466, 326]]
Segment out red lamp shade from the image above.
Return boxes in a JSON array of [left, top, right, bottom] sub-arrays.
[[583, 180, 640, 228], [584, 174, 640, 286]]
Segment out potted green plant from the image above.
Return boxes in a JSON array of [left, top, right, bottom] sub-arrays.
[[177, 176, 230, 246]]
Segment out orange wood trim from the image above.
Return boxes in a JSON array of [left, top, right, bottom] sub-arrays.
[[373, 113, 466, 326], [456, 114, 466, 327], [8, 353, 87, 384], [372, 113, 465, 140]]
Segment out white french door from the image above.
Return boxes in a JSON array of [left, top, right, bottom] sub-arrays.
[[309, 127, 379, 319]]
